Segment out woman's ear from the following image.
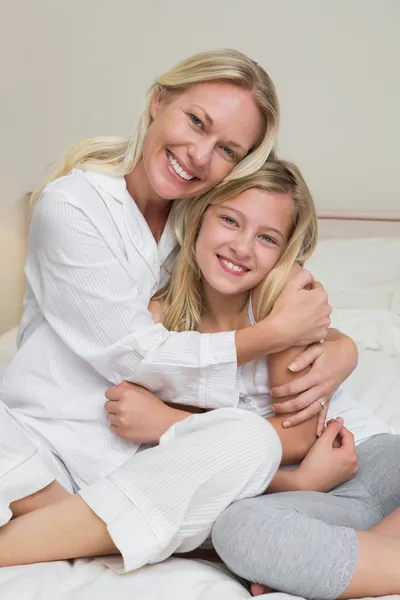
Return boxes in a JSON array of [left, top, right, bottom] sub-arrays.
[[150, 90, 164, 120]]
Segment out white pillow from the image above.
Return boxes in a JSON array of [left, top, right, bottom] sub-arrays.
[[306, 237, 400, 313], [331, 308, 400, 356]]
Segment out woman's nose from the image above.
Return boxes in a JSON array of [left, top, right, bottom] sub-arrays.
[[187, 138, 214, 167]]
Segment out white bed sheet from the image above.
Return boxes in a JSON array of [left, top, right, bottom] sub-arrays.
[[0, 320, 399, 599]]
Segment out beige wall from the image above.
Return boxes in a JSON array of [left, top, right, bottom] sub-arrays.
[[0, 0, 399, 330]]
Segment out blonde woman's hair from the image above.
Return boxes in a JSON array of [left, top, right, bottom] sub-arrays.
[[31, 49, 279, 205], [155, 159, 318, 332]]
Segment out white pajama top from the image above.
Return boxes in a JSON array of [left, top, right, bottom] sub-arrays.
[[0, 169, 238, 487]]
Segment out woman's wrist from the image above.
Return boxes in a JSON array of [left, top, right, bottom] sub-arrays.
[[162, 406, 192, 434]]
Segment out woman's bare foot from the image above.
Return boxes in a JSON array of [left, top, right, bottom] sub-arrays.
[[10, 481, 70, 518], [0, 494, 117, 566]]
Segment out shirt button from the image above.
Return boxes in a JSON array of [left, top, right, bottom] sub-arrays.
[[239, 392, 245, 399]]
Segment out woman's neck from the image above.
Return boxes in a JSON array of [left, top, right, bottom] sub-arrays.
[[199, 281, 251, 333], [125, 162, 171, 242]]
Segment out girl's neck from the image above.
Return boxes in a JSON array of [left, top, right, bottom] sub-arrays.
[[199, 281, 251, 333], [125, 162, 171, 241]]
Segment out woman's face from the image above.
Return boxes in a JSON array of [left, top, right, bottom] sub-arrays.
[[142, 81, 264, 200], [195, 188, 294, 297]]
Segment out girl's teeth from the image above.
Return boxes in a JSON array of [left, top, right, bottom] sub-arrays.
[[167, 152, 194, 181], [221, 258, 246, 272]]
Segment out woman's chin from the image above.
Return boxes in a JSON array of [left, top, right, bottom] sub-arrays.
[[150, 168, 201, 201]]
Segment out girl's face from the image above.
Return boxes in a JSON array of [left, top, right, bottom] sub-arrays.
[[142, 81, 264, 200], [195, 188, 294, 297]]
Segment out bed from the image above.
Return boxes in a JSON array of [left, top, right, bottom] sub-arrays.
[[0, 210, 399, 600]]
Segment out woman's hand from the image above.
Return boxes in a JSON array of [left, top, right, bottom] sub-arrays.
[[104, 382, 191, 444], [267, 269, 332, 349], [295, 418, 358, 492], [270, 334, 358, 434]]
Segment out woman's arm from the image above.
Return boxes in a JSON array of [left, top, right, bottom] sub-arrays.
[[28, 187, 330, 410]]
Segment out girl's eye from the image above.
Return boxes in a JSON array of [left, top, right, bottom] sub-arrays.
[[259, 234, 277, 245], [189, 114, 203, 128], [221, 216, 238, 227]]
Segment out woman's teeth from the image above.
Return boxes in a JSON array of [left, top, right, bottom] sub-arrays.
[[167, 151, 194, 181], [220, 257, 247, 273]]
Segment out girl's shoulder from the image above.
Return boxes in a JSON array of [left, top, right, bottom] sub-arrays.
[[148, 298, 164, 325]]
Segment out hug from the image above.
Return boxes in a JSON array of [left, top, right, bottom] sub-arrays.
[[0, 48, 399, 600]]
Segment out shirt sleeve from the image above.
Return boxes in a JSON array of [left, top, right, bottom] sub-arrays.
[[25, 188, 238, 409]]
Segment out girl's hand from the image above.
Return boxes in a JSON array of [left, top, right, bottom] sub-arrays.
[[104, 382, 190, 444], [271, 335, 358, 434], [295, 418, 358, 492]]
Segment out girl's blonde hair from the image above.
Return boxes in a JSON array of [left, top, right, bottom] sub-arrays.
[[31, 49, 279, 205], [156, 159, 318, 332]]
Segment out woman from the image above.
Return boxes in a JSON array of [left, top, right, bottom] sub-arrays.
[[0, 50, 354, 565], [0, 159, 360, 574]]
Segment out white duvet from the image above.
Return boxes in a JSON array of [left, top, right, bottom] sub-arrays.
[[0, 304, 399, 599]]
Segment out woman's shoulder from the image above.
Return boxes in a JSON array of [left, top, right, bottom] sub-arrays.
[[30, 170, 123, 242], [35, 169, 125, 224], [41, 169, 98, 202]]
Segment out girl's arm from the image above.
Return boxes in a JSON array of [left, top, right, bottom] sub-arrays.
[[28, 188, 329, 411], [270, 331, 358, 426], [267, 418, 358, 494], [266, 326, 357, 463], [266, 344, 317, 465]]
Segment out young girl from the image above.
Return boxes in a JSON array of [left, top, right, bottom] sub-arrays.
[[0, 160, 359, 574], [100, 160, 400, 600]]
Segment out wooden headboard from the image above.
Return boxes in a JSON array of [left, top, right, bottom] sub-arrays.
[[1, 203, 400, 335], [319, 211, 400, 239]]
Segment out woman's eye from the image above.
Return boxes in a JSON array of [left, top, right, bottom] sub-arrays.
[[221, 216, 238, 226], [189, 114, 203, 128]]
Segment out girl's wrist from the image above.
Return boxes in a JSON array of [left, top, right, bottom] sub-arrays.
[[267, 468, 306, 493]]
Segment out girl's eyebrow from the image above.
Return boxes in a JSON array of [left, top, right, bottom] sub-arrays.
[[218, 204, 285, 240]]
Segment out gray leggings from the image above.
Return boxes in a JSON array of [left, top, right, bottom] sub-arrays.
[[212, 433, 400, 600]]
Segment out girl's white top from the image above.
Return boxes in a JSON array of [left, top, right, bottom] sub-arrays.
[[0, 169, 238, 487]]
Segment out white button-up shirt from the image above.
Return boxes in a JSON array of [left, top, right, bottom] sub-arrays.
[[1, 169, 237, 487]]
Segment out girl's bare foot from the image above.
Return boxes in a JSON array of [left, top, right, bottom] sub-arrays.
[[251, 582, 274, 596]]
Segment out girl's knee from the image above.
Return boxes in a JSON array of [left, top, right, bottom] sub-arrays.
[[212, 496, 286, 566]]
